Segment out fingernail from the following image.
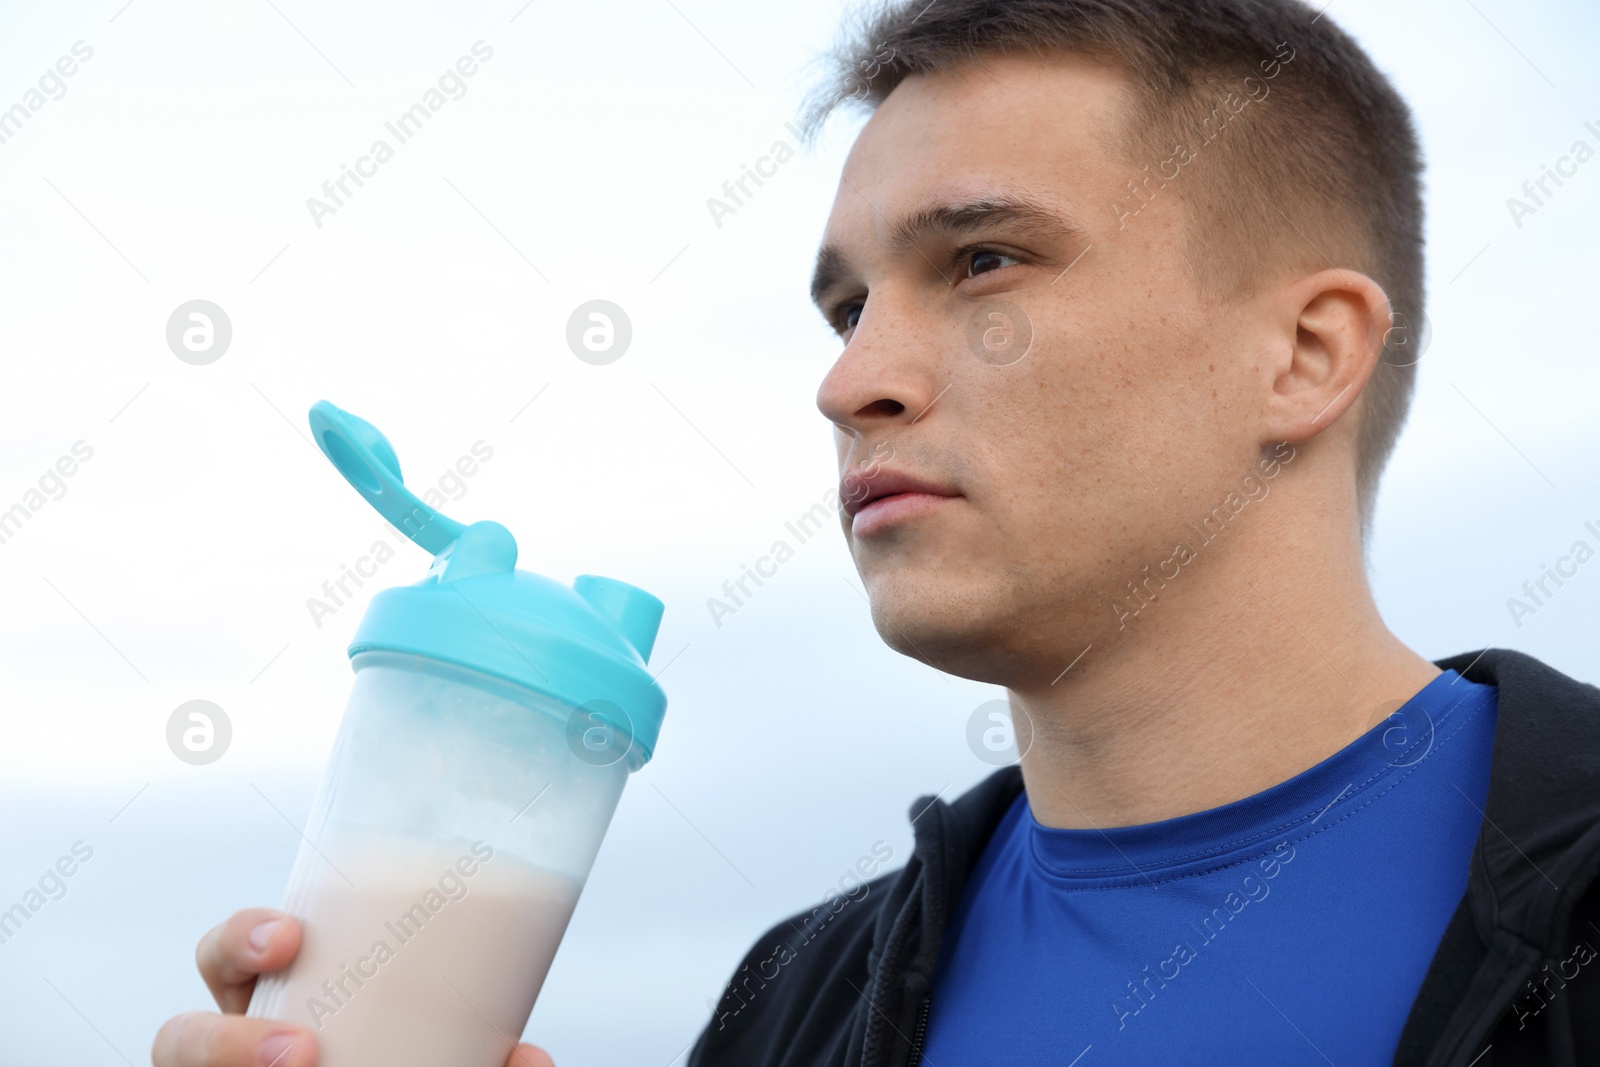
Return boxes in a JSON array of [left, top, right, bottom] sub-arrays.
[[248, 919, 282, 954], [258, 1032, 299, 1067]]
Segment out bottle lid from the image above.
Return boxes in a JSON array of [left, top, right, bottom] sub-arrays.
[[308, 400, 668, 764]]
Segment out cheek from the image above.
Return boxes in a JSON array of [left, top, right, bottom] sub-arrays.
[[963, 317, 1214, 539], [1005, 318, 1138, 473], [959, 371, 1104, 530], [1149, 340, 1262, 478]]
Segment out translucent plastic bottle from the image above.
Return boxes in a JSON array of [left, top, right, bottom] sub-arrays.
[[247, 401, 668, 1066]]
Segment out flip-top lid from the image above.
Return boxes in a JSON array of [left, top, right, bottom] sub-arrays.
[[308, 400, 668, 763]]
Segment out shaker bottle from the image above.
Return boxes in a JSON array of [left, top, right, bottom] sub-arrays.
[[246, 400, 668, 1066]]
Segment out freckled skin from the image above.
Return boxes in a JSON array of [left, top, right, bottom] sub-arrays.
[[812, 52, 1441, 828], [816, 55, 1262, 683]]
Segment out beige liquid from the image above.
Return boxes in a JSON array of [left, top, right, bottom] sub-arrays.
[[249, 836, 582, 1067]]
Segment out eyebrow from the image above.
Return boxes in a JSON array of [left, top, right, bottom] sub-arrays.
[[809, 193, 1088, 309]]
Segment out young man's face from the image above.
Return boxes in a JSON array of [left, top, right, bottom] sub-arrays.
[[812, 53, 1285, 686]]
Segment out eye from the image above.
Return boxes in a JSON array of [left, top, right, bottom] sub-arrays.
[[964, 249, 1021, 278], [837, 302, 864, 334]]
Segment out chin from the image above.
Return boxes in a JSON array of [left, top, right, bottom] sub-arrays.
[[862, 574, 1014, 682], [863, 563, 1106, 685]]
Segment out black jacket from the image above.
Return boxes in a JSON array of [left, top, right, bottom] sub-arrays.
[[687, 649, 1600, 1066]]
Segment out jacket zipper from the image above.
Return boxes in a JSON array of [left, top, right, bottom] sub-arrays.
[[905, 992, 931, 1066]]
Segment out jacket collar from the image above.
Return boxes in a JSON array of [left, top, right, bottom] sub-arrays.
[[1433, 647, 1600, 953]]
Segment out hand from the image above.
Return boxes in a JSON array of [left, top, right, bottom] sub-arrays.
[[152, 908, 556, 1067]]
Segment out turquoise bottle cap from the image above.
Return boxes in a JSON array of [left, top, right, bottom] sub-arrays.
[[308, 400, 668, 764]]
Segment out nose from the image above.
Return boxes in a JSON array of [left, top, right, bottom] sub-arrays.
[[815, 295, 946, 441]]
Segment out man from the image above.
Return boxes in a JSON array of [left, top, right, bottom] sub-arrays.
[[154, 1, 1600, 1065]]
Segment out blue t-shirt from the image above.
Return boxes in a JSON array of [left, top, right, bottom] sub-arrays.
[[921, 669, 1498, 1066]]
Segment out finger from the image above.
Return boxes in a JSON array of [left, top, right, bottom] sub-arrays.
[[507, 1044, 556, 1067], [151, 1011, 317, 1067], [195, 909, 303, 1013]]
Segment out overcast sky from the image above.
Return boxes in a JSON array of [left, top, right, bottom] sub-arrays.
[[0, 0, 1596, 1063]]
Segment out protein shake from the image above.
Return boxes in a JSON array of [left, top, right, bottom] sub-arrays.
[[251, 831, 581, 1065], [246, 402, 670, 1064]]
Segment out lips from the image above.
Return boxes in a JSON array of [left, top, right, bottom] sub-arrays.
[[840, 466, 959, 519]]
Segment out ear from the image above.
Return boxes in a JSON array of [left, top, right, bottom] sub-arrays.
[[1259, 268, 1393, 446]]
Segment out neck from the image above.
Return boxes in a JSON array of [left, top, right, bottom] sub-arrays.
[[1010, 502, 1439, 831]]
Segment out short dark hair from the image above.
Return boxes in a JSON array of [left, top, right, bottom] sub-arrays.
[[803, 0, 1426, 545]]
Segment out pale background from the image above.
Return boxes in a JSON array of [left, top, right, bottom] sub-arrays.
[[0, 0, 1596, 1063]]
